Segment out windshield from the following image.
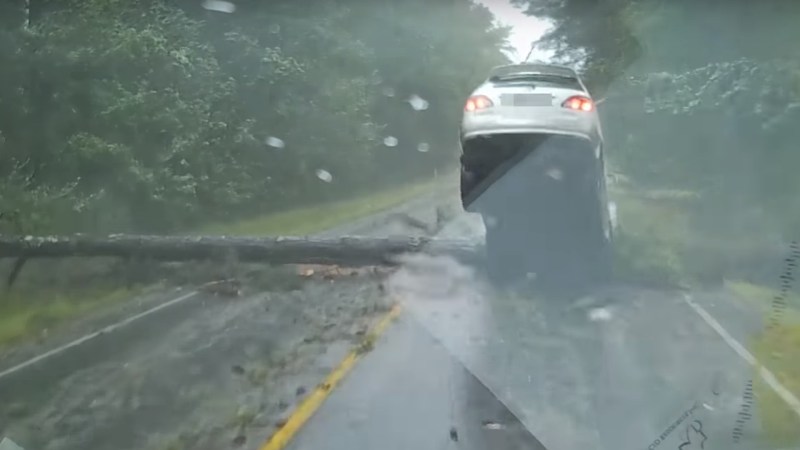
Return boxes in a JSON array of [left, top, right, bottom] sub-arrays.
[[490, 75, 584, 91], [1, 1, 799, 450]]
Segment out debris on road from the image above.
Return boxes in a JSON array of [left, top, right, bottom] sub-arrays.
[[0, 268, 394, 450], [199, 278, 242, 297], [294, 264, 396, 282]]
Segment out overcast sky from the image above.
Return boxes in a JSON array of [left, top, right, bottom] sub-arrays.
[[477, 0, 554, 63]]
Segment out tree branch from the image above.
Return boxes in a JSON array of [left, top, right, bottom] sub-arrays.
[[0, 234, 481, 266]]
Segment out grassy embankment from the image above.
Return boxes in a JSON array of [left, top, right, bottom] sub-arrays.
[[730, 281, 800, 447]]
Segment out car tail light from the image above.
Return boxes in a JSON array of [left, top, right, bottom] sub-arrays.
[[465, 95, 493, 112], [562, 95, 594, 112]]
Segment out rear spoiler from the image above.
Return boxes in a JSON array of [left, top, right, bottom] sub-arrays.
[[488, 63, 578, 81]]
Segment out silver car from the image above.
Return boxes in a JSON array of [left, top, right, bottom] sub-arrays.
[[459, 63, 613, 294], [460, 63, 603, 144]]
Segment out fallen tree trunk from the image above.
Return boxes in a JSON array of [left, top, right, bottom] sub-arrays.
[[0, 234, 482, 266]]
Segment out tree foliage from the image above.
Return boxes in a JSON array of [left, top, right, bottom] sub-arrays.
[[516, 0, 800, 240], [511, 0, 644, 93], [0, 0, 509, 234]]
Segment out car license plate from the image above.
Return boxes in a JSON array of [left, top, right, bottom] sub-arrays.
[[501, 93, 553, 107]]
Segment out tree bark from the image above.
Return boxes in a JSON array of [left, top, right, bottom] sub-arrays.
[[0, 234, 481, 266]]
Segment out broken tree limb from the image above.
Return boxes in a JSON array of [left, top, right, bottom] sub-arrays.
[[0, 234, 482, 266], [6, 256, 27, 288]]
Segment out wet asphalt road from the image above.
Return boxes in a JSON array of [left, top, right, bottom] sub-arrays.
[[0, 188, 793, 450], [283, 210, 782, 450], [291, 267, 770, 450], [286, 314, 549, 450]]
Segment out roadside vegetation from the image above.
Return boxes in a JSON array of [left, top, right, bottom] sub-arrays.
[[0, 0, 508, 236], [731, 281, 800, 447], [0, 0, 505, 347]]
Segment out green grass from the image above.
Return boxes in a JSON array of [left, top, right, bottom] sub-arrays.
[[0, 285, 144, 348], [198, 177, 447, 236], [610, 187, 694, 243], [609, 186, 780, 287], [727, 280, 800, 316], [725, 281, 800, 448], [609, 187, 693, 287]]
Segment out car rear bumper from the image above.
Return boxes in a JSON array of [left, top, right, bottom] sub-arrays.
[[460, 110, 601, 145]]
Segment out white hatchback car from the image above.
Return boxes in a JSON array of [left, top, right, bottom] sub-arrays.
[[458, 63, 614, 293]]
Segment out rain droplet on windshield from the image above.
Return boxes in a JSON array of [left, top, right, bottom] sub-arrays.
[[481, 420, 506, 430], [546, 167, 563, 181], [408, 94, 429, 111], [265, 136, 285, 148], [315, 169, 333, 183], [202, 0, 236, 13], [382, 87, 396, 98], [383, 136, 398, 147], [417, 142, 430, 152], [484, 216, 498, 228], [588, 307, 612, 322]]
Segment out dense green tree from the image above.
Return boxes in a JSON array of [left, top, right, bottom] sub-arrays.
[[0, 0, 510, 234], [515, 0, 800, 279]]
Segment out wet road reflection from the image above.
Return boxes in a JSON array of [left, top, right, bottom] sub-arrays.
[[386, 251, 762, 450], [286, 314, 548, 450]]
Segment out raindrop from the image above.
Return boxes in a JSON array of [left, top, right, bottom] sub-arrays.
[[265, 136, 285, 148], [546, 167, 563, 181], [382, 87, 396, 98], [482, 420, 506, 430], [383, 136, 398, 147], [417, 142, 430, 153], [408, 94, 430, 111], [449, 427, 459, 442], [588, 307, 612, 322], [484, 216, 498, 228], [202, 0, 236, 13], [710, 373, 721, 396], [315, 169, 333, 183]]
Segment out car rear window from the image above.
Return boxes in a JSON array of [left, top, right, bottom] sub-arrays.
[[490, 74, 584, 91]]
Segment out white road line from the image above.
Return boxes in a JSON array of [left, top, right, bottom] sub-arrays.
[[683, 294, 800, 420], [0, 291, 198, 380]]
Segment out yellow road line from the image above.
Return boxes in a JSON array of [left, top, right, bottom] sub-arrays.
[[260, 303, 402, 450]]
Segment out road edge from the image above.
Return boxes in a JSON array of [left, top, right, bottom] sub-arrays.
[[259, 303, 403, 450]]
